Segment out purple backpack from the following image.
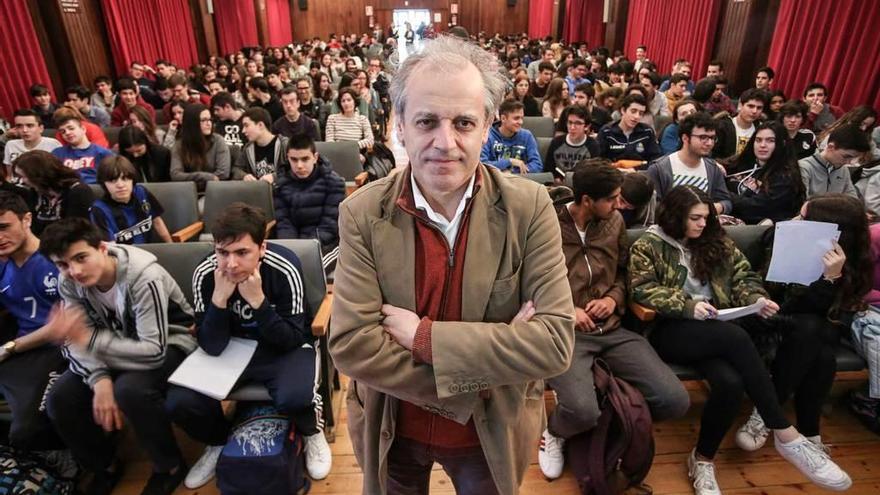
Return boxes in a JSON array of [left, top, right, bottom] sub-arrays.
[[566, 359, 655, 495]]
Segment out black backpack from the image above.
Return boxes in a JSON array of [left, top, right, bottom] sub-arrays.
[[0, 445, 76, 495], [566, 359, 655, 495]]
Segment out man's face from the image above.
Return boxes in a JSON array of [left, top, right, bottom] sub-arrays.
[[500, 109, 524, 135], [755, 71, 771, 89], [397, 63, 489, 197], [368, 60, 381, 75], [706, 65, 722, 78], [609, 72, 622, 84], [267, 74, 281, 88], [679, 65, 691, 79], [215, 234, 266, 283], [296, 81, 312, 102], [96, 81, 111, 93], [59, 120, 86, 146], [575, 64, 587, 79], [130, 64, 144, 79], [241, 117, 263, 142], [566, 114, 587, 141], [684, 126, 717, 157], [782, 113, 803, 132], [824, 143, 863, 168], [573, 91, 589, 108], [739, 99, 764, 124], [172, 84, 188, 102], [33, 93, 51, 108], [120, 89, 138, 108], [281, 92, 300, 117], [621, 103, 645, 129], [0, 211, 30, 257], [804, 88, 826, 105], [670, 81, 687, 98], [543, 49, 555, 62], [586, 187, 621, 220], [13, 115, 42, 143], [51, 241, 109, 288], [636, 47, 646, 60], [287, 148, 318, 179], [590, 60, 602, 73], [208, 82, 225, 96], [65, 94, 88, 111], [539, 69, 554, 85], [639, 76, 655, 98]]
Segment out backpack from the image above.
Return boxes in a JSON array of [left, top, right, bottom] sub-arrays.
[[0, 445, 76, 495], [566, 359, 655, 495], [216, 403, 310, 495]]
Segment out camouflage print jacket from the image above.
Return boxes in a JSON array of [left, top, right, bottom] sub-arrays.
[[628, 226, 768, 319]]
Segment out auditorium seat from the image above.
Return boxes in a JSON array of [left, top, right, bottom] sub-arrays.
[[536, 136, 552, 163], [522, 116, 554, 138], [315, 141, 362, 184], [142, 181, 203, 242], [104, 126, 122, 147], [522, 172, 554, 184], [200, 180, 275, 241]]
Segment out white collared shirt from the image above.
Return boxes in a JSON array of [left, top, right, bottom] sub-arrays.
[[410, 172, 476, 247]]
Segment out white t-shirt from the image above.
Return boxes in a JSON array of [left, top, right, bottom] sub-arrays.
[[732, 117, 755, 155], [3, 138, 62, 166], [670, 151, 709, 192], [94, 282, 125, 333]]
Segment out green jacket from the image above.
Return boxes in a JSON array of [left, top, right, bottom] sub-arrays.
[[628, 226, 767, 319]]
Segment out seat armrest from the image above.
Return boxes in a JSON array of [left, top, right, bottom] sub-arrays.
[[311, 294, 333, 337], [629, 301, 656, 322], [172, 221, 204, 243]]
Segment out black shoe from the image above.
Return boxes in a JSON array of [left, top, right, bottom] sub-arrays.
[[848, 389, 880, 435], [140, 463, 187, 495], [84, 462, 124, 495]]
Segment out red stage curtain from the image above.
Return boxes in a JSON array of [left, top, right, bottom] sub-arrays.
[[213, 0, 259, 55], [102, 0, 199, 75], [562, 0, 605, 48], [767, 0, 880, 111], [624, 0, 721, 76], [0, 0, 54, 120], [528, 0, 554, 39], [266, 0, 292, 46]]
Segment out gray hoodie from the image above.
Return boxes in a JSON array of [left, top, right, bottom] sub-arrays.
[[797, 152, 857, 198], [856, 165, 880, 215], [60, 244, 197, 387]]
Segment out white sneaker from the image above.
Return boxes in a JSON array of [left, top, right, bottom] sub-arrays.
[[735, 408, 770, 451], [775, 434, 851, 491], [687, 449, 722, 495], [538, 429, 565, 479], [184, 445, 223, 489], [304, 432, 332, 480]]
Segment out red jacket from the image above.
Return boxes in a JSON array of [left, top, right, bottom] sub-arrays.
[[110, 99, 156, 126], [55, 120, 109, 149]]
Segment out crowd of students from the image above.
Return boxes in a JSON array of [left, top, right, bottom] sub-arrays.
[[1, 26, 880, 495]]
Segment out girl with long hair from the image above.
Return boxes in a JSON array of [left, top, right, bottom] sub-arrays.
[[818, 105, 878, 160], [313, 72, 335, 103], [777, 100, 817, 159], [729, 121, 805, 223], [12, 150, 94, 236], [127, 104, 163, 145], [508, 75, 541, 117], [629, 185, 851, 494], [118, 126, 172, 183], [542, 78, 569, 122], [169, 104, 230, 190], [91, 156, 172, 244]]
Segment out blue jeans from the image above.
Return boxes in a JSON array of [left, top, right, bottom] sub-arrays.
[[386, 437, 499, 495]]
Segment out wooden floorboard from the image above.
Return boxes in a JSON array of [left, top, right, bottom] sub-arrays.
[[103, 372, 880, 494]]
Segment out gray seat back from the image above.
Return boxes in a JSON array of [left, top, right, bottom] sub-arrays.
[[625, 225, 771, 269], [315, 141, 362, 181], [537, 137, 552, 163], [142, 182, 200, 235], [202, 181, 274, 235], [522, 172, 554, 184], [138, 242, 213, 305], [522, 116, 554, 138], [268, 239, 326, 320], [104, 126, 122, 147]]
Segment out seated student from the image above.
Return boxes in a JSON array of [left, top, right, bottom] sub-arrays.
[[660, 99, 701, 155], [91, 76, 116, 115], [563, 58, 591, 96], [646, 112, 732, 215], [111, 78, 157, 127], [554, 83, 611, 136], [53, 106, 110, 150], [765, 90, 787, 121], [30, 84, 58, 129], [325, 88, 373, 153], [597, 94, 661, 163], [3, 109, 62, 178], [735, 194, 872, 468], [803, 82, 844, 134], [629, 185, 852, 494], [272, 87, 320, 142], [274, 135, 346, 271], [90, 156, 172, 244], [664, 73, 690, 115], [118, 126, 172, 183], [211, 92, 245, 148], [542, 78, 570, 122], [65, 85, 111, 128], [544, 106, 599, 177], [778, 100, 817, 159], [51, 108, 114, 184], [167, 203, 332, 489], [15, 151, 94, 236], [169, 103, 231, 189], [508, 75, 541, 117], [530, 61, 556, 99], [799, 123, 869, 198], [713, 88, 765, 161], [248, 77, 285, 122], [639, 72, 671, 120], [162, 75, 212, 124], [233, 107, 288, 182], [0, 192, 70, 455], [617, 171, 656, 227], [40, 218, 196, 495], [480, 99, 542, 174], [294, 77, 325, 124], [538, 161, 688, 480], [729, 121, 805, 224], [754, 66, 774, 91]]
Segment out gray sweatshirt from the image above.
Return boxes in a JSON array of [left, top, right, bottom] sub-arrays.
[[169, 133, 231, 182], [60, 244, 197, 387], [798, 152, 857, 198]]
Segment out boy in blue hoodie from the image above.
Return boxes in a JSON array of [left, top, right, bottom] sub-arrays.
[[480, 100, 542, 174]]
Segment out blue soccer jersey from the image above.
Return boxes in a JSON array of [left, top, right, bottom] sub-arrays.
[[0, 252, 60, 337]]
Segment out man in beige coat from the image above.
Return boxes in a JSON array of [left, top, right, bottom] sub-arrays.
[[329, 35, 575, 494]]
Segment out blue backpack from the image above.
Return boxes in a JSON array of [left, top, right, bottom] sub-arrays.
[[215, 403, 310, 495]]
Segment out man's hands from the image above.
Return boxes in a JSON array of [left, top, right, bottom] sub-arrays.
[[238, 264, 265, 308], [574, 307, 597, 332], [509, 159, 527, 174], [211, 268, 238, 308], [93, 378, 124, 432], [585, 297, 615, 320], [45, 304, 92, 347], [822, 240, 846, 281]]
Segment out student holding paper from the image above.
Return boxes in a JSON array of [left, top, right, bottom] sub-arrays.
[[629, 186, 852, 494], [38, 218, 197, 495], [166, 203, 331, 489], [736, 194, 873, 457]]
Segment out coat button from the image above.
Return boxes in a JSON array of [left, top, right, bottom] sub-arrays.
[[381, 430, 391, 439], [450, 384, 460, 393], [480, 382, 489, 390], [469, 383, 480, 392]]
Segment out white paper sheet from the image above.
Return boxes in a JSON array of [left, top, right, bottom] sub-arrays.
[[168, 337, 258, 400], [716, 299, 767, 321], [766, 220, 840, 285]]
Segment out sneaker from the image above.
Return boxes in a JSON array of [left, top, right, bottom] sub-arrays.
[[687, 449, 722, 495], [184, 445, 224, 489], [848, 389, 880, 434], [141, 463, 187, 495], [775, 434, 851, 491], [538, 429, 565, 480], [84, 461, 124, 495], [36, 449, 79, 479], [304, 432, 332, 480], [735, 408, 770, 451]]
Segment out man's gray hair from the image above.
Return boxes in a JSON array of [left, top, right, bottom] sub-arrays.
[[390, 35, 508, 121]]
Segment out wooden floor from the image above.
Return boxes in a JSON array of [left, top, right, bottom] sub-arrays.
[[106, 372, 880, 495]]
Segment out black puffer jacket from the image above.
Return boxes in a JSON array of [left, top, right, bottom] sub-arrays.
[[273, 156, 345, 249]]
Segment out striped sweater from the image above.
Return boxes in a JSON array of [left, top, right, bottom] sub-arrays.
[[325, 112, 374, 150]]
